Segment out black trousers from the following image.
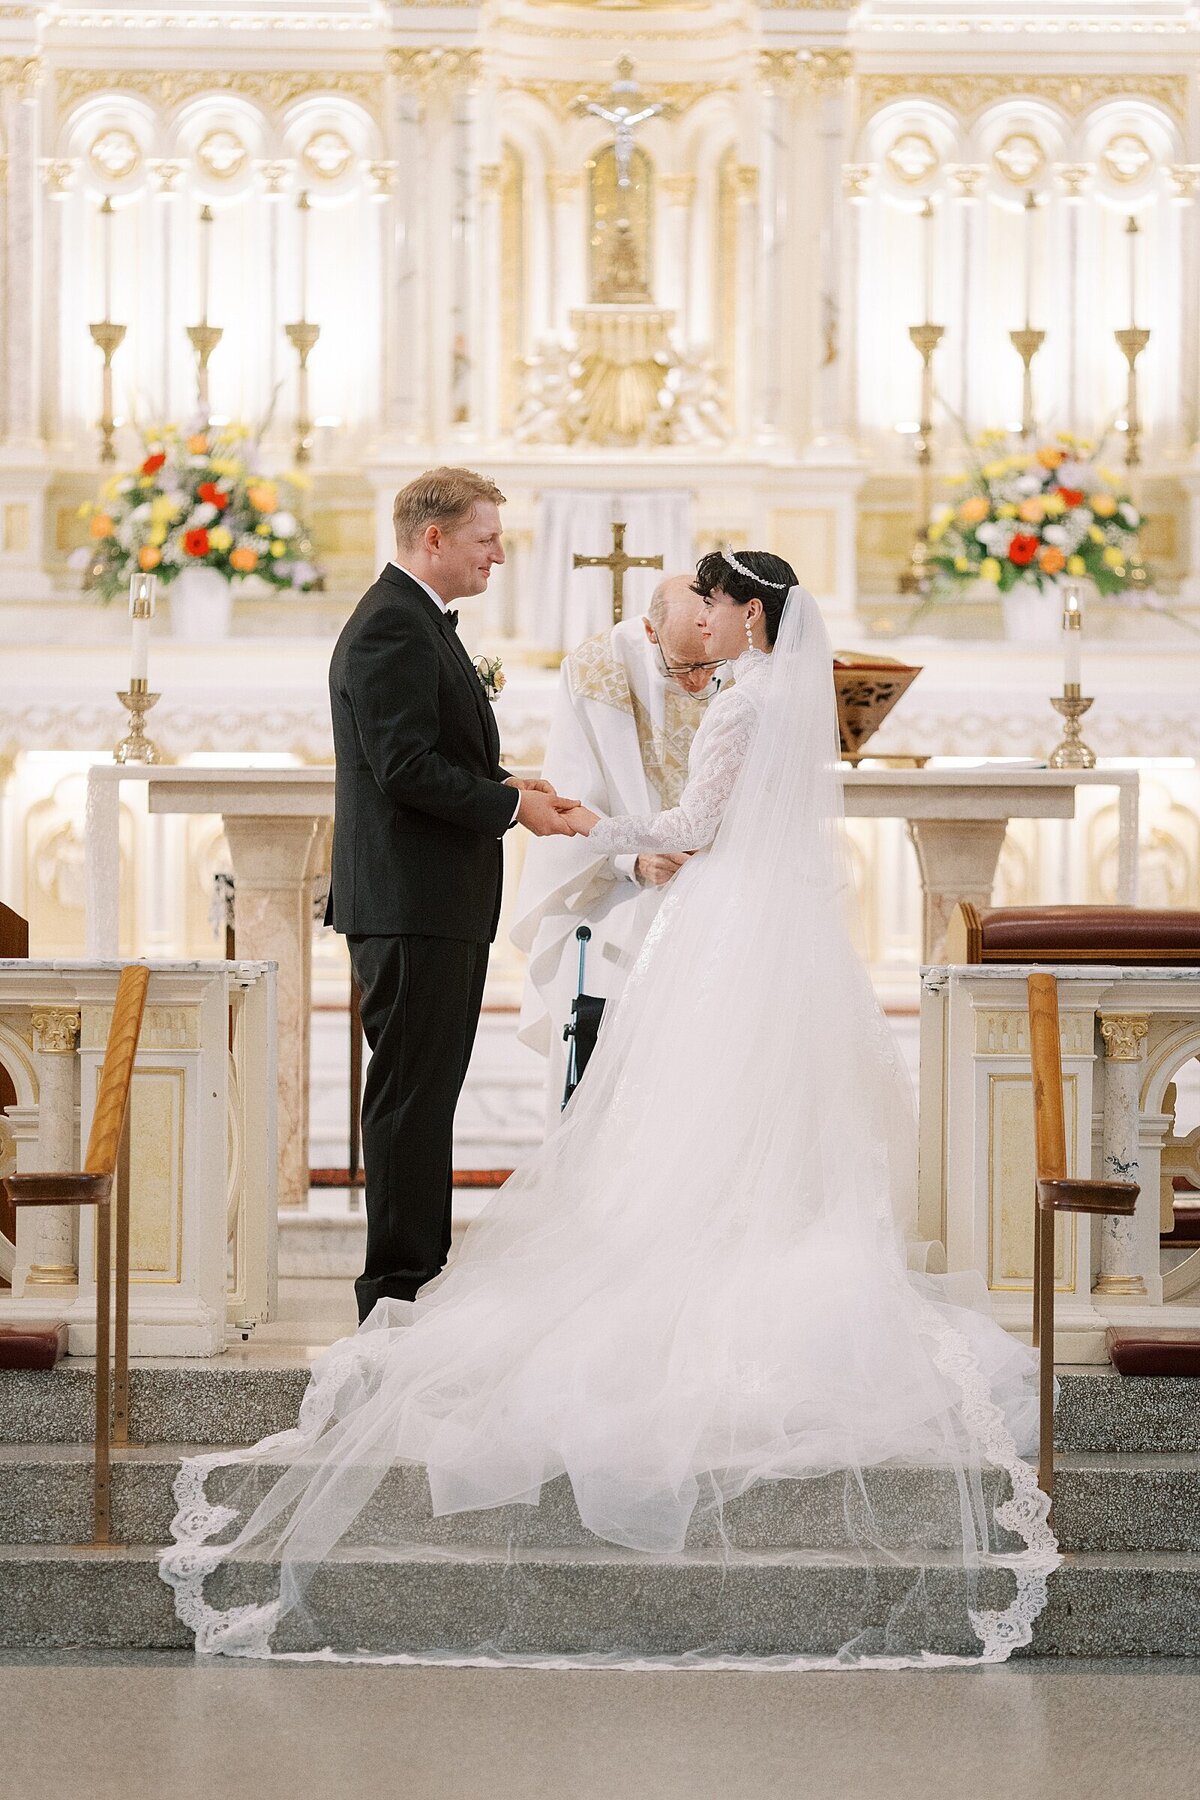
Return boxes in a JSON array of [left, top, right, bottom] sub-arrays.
[[347, 933, 490, 1323]]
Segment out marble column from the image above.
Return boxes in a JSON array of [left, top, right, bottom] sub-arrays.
[[452, 73, 481, 436], [547, 170, 584, 335], [805, 50, 855, 456], [390, 87, 427, 444], [905, 818, 1010, 961], [731, 163, 759, 443], [1095, 1012, 1150, 1297], [476, 158, 504, 443], [948, 165, 986, 437], [222, 815, 320, 1210], [21, 1006, 80, 1291], [0, 59, 52, 600], [660, 174, 695, 341]]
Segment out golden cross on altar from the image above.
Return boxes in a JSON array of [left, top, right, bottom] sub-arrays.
[[573, 521, 663, 625]]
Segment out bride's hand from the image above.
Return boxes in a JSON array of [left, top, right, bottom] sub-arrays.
[[559, 805, 599, 835]]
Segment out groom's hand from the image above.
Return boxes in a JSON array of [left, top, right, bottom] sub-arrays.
[[515, 788, 579, 837], [504, 776, 580, 811]]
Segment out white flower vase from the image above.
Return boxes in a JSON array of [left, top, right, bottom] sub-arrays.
[[169, 566, 234, 641], [1001, 579, 1061, 645]]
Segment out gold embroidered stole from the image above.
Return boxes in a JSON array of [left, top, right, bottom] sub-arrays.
[[567, 631, 712, 809]]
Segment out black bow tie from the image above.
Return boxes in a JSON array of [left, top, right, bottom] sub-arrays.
[[442, 609, 459, 632]]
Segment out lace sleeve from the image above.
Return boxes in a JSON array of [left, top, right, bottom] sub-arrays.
[[589, 695, 756, 857]]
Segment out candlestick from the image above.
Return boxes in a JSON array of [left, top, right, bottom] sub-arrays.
[[198, 204, 213, 326], [920, 197, 934, 322], [1062, 582, 1082, 690], [1009, 327, 1046, 442], [128, 570, 156, 684], [898, 321, 945, 595], [297, 189, 311, 320], [113, 680, 163, 765], [1114, 324, 1151, 474], [1048, 691, 1096, 770], [284, 319, 320, 463], [87, 319, 127, 463], [100, 195, 115, 322]]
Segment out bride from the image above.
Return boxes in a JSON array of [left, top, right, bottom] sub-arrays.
[[161, 552, 1058, 1667]]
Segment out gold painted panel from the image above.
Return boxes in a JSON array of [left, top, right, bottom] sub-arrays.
[[988, 1071, 1077, 1291], [92, 1066, 185, 1283], [770, 508, 837, 598], [3, 503, 29, 554]]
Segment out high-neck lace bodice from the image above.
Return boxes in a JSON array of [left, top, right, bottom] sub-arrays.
[[588, 646, 773, 857]]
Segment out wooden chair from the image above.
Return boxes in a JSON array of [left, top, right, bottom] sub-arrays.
[[1027, 972, 1138, 1508], [0, 905, 30, 1257], [0, 964, 150, 1544]]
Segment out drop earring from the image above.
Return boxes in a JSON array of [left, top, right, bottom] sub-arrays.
[[744, 613, 755, 649]]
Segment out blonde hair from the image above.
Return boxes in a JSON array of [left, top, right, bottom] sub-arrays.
[[392, 466, 507, 549]]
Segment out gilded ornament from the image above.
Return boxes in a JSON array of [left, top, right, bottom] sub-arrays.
[[842, 163, 873, 200], [947, 162, 987, 198], [1055, 162, 1092, 200], [858, 71, 1187, 125], [757, 50, 804, 95], [886, 131, 939, 185], [90, 127, 141, 182], [661, 173, 696, 205], [546, 168, 583, 203], [31, 1008, 81, 1056], [1167, 163, 1200, 202], [258, 159, 290, 196], [302, 128, 354, 182], [367, 159, 397, 198], [1101, 133, 1153, 186], [993, 132, 1045, 186], [1099, 1015, 1150, 1063], [43, 158, 75, 195], [386, 47, 483, 95], [735, 164, 759, 199], [0, 55, 41, 100], [807, 49, 853, 95], [55, 67, 383, 123], [151, 159, 185, 193], [508, 77, 732, 123], [197, 128, 248, 181], [478, 162, 503, 199]]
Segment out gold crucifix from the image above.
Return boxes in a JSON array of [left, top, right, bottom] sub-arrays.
[[573, 521, 663, 625]]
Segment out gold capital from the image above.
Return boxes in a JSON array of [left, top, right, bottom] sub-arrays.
[[1099, 1014, 1150, 1063], [31, 1008, 81, 1055]]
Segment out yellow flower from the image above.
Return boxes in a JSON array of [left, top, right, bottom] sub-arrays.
[[1097, 465, 1120, 485], [996, 503, 1018, 519], [981, 460, 1007, 480], [101, 476, 122, 502], [209, 458, 242, 479], [1042, 493, 1066, 517], [209, 526, 233, 552], [957, 495, 990, 524], [1088, 525, 1105, 544], [284, 468, 312, 491], [954, 557, 971, 573], [256, 521, 272, 537], [148, 523, 168, 547], [1066, 555, 1087, 576], [1091, 493, 1118, 518], [269, 539, 286, 558], [1102, 546, 1124, 569], [979, 557, 1002, 583], [1037, 446, 1066, 470], [150, 496, 176, 523], [928, 519, 947, 544]]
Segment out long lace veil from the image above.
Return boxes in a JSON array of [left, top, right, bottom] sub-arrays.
[[161, 587, 1057, 1667]]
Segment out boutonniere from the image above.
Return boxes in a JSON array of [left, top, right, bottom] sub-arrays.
[[474, 653, 506, 703]]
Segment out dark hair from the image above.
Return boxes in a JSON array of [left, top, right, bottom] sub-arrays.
[[692, 550, 797, 646]]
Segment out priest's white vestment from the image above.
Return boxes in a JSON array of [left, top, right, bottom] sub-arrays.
[[512, 618, 716, 1125]]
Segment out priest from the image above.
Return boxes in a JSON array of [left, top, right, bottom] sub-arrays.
[[512, 573, 723, 1122]]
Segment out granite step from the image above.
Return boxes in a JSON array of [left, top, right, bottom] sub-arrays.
[[1052, 1453, 1200, 1553], [2, 1541, 1198, 1659], [0, 1444, 1020, 1554], [7, 1365, 1200, 1452]]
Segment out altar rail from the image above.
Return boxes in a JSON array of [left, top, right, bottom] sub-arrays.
[[0, 960, 276, 1356], [919, 962, 1200, 1363]]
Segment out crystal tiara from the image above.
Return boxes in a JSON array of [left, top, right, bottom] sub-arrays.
[[721, 545, 791, 589]]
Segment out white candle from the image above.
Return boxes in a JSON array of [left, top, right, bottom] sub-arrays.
[[922, 199, 934, 322], [199, 205, 213, 325], [1063, 586, 1082, 690], [1022, 190, 1034, 330], [298, 190, 310, 320], [1127, 214, 1138, 327], [129, 572, 156, 684], [101, 197, 114, 322]]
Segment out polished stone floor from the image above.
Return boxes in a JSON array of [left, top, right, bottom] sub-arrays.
[[1, 1654, 1194, 1800]]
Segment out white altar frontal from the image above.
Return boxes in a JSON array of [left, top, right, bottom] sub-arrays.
[[2, 1, 1200, 1347]]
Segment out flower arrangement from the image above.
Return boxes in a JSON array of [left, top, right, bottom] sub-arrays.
[[474, 653, 506, 703], [926, 432, 1147, 599], [75, 425, 321, 602]]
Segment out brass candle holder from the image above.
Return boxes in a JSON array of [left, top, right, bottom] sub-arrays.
[[186, 323, 224, 414], [1048, 686, 1096, 770], [1009, 327, 1046, 442], [114, 679, 163, 765], [284, 320, 321, 464], [1115, 325, 1150, 471], [898, 321, 945, 595], [88, 320, 127, 463]]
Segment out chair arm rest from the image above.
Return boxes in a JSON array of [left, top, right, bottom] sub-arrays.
[[0, 1171, 113, 1208], [1037, 1176, 1139, 1216]]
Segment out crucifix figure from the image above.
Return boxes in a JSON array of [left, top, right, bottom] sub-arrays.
[[573, 521, 663, 625], [572, 58, 674, 189]]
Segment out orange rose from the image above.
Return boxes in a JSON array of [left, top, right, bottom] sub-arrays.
[[137, 546, 162, 571], [1017, 496, 1045, 524], [1038, 545, 1066, 575], [186, 433, 209, 455], [957, 495, 990, 524], [1037, 447, 1066, 470], [89, 513, 114, 539], [229, 546, 259, 573], [246, 483, 278, 514]]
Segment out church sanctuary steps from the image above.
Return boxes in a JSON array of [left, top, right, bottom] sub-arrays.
[[2, 1363, 1200, 1655]]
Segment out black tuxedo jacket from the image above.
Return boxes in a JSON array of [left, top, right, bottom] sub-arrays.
[[326, 565, 515, 941]]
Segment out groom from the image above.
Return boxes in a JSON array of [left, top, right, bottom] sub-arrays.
[[327, 466, 577, 1322]]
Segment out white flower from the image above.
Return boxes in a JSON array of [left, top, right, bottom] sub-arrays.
[[130, 502, 152, 525], [1015, 475, 1041, 496], [975, 523, 1007, 549], [190, 502, 218, 527], [1119, 503, 1140, 528], [270, 510, 298, 537], [1042, 524, 1069, 548]]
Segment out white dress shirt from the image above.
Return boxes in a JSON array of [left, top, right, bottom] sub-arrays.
[[390, 561, 520, 832]]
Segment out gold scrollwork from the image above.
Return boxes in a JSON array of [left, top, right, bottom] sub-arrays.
[[1099, 1014, 1150, 1063], [89, 127, 141, 182], [197, 127, 248, 182], [886, 131, 940, 185], [507, 77, 733, 123], [31, 1007, 81, 1056], [0, 55, 41, 100], [302, 128, 354, 182], [857, 71, 1187, 125], [807, 49, 854, 96], [55, 67, 383, 123], [1101, 132, 1154, 185], [387, 47, 483, 95]]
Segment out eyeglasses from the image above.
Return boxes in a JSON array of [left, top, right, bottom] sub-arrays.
[[650, 638, 726, 680]]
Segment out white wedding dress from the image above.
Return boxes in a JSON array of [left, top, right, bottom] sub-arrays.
[[161, 588, 1059, 1666]]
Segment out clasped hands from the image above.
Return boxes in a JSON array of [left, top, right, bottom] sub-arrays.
[[504, 777, 597, 839]]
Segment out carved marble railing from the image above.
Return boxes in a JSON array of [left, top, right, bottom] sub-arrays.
[[920, 963, 1200, 1363], [0, 960, 276, 1356]]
